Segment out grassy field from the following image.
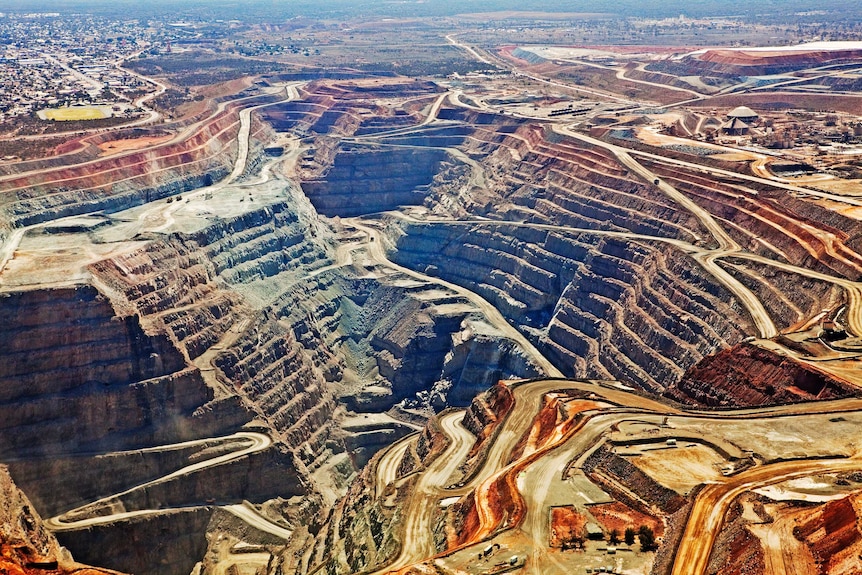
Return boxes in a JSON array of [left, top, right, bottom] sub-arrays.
[[39, 106, 110, 121]]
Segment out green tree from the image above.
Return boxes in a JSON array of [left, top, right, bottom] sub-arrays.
[[609, 528, 620, 545], [624, 527, 636, 546], [638, 525, 658, 551]]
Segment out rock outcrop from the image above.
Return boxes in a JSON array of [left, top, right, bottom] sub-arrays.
[[665, 343, 857, 408], [0, 465, 123, 575], [794, 492, 862, 574]]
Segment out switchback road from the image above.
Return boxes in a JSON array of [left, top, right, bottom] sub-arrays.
[[47, 432, 272, 532]]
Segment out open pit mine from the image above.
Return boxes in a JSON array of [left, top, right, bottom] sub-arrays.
[[5, 28, 862, 575]]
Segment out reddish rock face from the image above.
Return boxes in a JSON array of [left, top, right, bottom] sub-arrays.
[[795, 495, 861, 567], [697, 47, 862, 75], [0, 466, 125, 575], [665, 343, 858, 408]]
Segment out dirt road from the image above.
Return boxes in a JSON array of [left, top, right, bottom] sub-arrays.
[[368, 411, 472, 574], [46, 431, 273, 532], [671, 457, 862, 575]]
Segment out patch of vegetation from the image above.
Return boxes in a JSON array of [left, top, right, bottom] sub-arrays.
[[639, 525, 658, 551], [125, 52, 289, 86], [2, 114, 136, 137], [351, 58, 498, 77]]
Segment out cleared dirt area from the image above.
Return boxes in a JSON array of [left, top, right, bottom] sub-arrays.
[[667, 412, 862, 462], [588, 501, 664, 537], [755, 473, 862, 502], [803, 177, 862, 196], [628, 444, 726, 493], [98, 135, 173, 156], [548, 506, 587, 548], [748, 505, 816, 575]]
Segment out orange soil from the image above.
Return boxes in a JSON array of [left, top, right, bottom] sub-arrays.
[[511, 396, 603, 461], [588, 501, 664, 538], [549, 506, 588, 548], [98, 135, 174, 156], [466, 383, 515, 462], [453, 396, 605, 548], [52, 137, 89, 156], [0, 542, 118, 575]]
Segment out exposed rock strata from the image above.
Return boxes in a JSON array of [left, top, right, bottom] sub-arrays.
[[665, 343, 857, 408], [304, 415, 449, 575], [301, 146, 450, 217], [0, 94, 277, 227], [0, 465, 123, 575], [389, 220, 747, 391], [0, 286, 228, 458], [56, 508, 212, 575], [794, 492, 862, 574]]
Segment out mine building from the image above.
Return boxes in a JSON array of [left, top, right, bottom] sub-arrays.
[[586, 522, 605, 540], [722, 117, 751, 135], [727, 106, 759, 122], [722, 106, 760, 135]]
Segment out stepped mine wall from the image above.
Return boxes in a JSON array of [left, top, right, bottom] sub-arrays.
[[301, 146, 449, 216], [389, 220, 747, 391], [0, 96, 278, 227], [665, 342, 858, 407], [0, 286, 231, 458]]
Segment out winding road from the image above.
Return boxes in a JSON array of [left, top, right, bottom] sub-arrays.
[[556, 126, 779, 339], [0, 83, 302, 286], [368, 411, 473, 575], [671, 457, 862, 575], [148, 86, 300, 233], [46, 432, 272, 532], [369, 376, 862, 574], [365, 379, 678, 574]]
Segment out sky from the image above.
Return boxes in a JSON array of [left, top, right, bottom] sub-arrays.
[[0, 0, 857, 21]]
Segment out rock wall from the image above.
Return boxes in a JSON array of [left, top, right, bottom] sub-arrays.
[[643, 158, 862, 281], [0, 286, 226, 458], [457, 383, 514, 484], [389, 220, 746, 391], [303, 414, 450, 575], [664, 343, 858, 408], [56, 508, 212, 575], [301, 146, 450, 217], [0, 465, 123, 575], [794, 492, 862, 574]]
